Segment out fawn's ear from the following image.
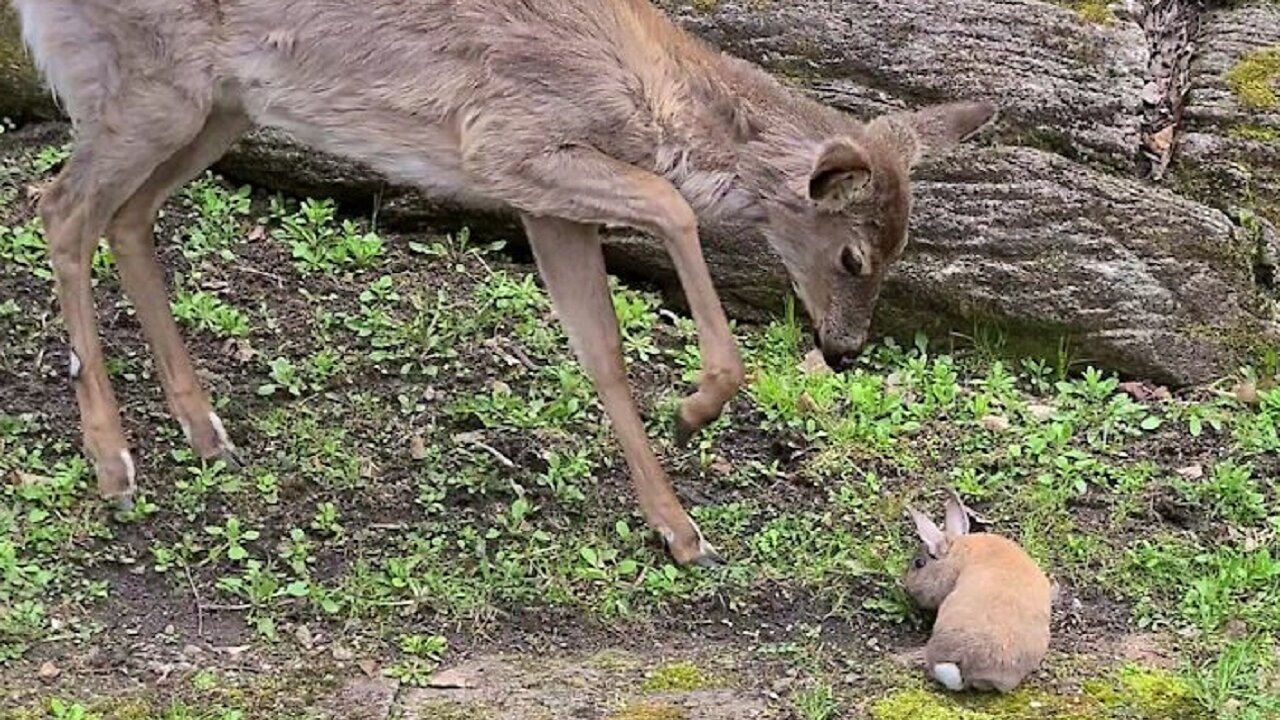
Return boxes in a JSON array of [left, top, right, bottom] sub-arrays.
[[877, 100, 998, 168], [943, 489, 971, 537], [908, 506, 949, 558], [807, 138, 874, 211]]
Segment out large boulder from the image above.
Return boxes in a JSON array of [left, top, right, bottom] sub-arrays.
[[2, 0, 1277, 385]]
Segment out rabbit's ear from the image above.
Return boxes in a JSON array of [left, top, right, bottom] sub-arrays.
[[943, 489, 971, 537], [908, 507, 948, 557]]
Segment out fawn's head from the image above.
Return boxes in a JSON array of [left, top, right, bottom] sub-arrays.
[[756, 101, 997, 370]]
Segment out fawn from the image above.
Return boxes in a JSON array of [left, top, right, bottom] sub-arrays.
[[13, 0, 995, 565]]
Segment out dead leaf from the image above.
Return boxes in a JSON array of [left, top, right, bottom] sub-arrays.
[[1175, 464, 1204, 480], [710, 458, 733, 475], [37, 661, 60, 681], [798, 348, 831, 376], [796, 392, 819, 415], [359, 458, 379, 480], [1147, 125, 1175, 155], [1118, 381, 1171, 402], [14, 472, 53, 487], [409, 434, 428, 461], [427, 666, 480, 689], [452, 430, 484, 445], [1026, 403, 1057, 421], [358, 658, 380, 678], [1234, 381, 1260, 405], [247, 225, 267, 241], [980, 415, 1011, 432]]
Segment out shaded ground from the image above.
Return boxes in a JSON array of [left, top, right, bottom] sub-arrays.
[[1, 123, 1278, 719]]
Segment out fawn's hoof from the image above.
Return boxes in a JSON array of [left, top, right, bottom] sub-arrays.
[[663, 518, 723, 568], [673, 414, 697, 448], [94, 448, 137, 505], [215, 445, 247, 471], [187, 411, 244, 469]]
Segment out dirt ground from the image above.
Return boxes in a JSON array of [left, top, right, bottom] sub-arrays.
[[1, 122, 1277, 719]]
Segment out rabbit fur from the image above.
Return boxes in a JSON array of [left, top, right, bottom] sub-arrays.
[[903, 489, 1051, 693]]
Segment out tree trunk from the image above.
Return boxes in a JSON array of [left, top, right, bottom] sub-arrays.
[[2, 1, 1277, 385]]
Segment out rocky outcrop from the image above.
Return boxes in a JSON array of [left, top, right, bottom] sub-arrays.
[[2, 0, 1277, 385]]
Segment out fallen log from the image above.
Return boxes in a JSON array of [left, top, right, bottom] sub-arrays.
[[1, 0, 1277, 385]]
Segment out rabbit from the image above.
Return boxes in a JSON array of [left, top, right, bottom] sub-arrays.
[[903, 489, 1052, 693]]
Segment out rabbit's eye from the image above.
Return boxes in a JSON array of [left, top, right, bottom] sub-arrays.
[[912, 557, 926, 569]]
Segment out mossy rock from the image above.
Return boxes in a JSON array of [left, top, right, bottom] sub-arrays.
[[1227, 46, 1280, 109]]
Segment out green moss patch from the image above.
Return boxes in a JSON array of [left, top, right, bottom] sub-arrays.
[[1226, 46, 1280, 109], [1229, 124, 1280, 143], [1074, 0, 1115, 24], [641, 661, 717, 692], [870, 667, 1205, 720], [604, 702, 689, 720]]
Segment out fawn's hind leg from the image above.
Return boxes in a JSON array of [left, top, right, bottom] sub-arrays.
[[106, 108, 252, 466], [40, 108, 209, 504]]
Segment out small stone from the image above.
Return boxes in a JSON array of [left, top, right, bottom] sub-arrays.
[[980, 414, 1011, 432], [492, 380, 512, 395], [247, 225, 267, 241], [332, 645, 356, 662], [409, 434, 429, 461], [1026, 403, 1057, 421], [295, 625, 314, 649], [358, 658, 380, 678], [710, 458, 733, 475], [182, 644, 204, 659], [1175, 464, 1204, 480], [798, 348, 832, 376], [37, 661, 60, 681]]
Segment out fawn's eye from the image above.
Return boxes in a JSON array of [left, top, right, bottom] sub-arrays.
[[840, 246, 863, 276], [912, 557, 926, 569]]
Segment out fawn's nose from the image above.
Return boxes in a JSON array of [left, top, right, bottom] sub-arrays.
[[822, 346, 859, 372]]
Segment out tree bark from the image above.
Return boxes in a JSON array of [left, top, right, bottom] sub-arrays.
[[2, 0, 1277, 385]]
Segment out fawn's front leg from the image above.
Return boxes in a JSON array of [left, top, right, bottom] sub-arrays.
[[471, 145, 744, 446], [521, 214, 720, 566]]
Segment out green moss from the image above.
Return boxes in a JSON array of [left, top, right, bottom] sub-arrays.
[[1229, 124, 1280, 143], [641, 661, 716, 692], [1074, 0, 1115, 24], [1226, 46, 1280, 109], [870, 667, 1209, 720], [603, 702, 689, 720], [1085, 665, 1202, 719]]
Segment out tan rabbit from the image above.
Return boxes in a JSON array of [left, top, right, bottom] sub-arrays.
[[903, 489, 1051, 693]]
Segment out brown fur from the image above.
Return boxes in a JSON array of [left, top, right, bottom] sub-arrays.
[[13, 0, 995, 564], [905, 493, 1051, 693]]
